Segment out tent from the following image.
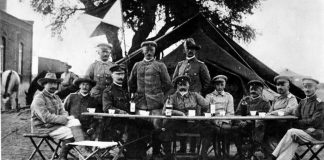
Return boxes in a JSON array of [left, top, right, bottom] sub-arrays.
[[118, 13, 305, 107]]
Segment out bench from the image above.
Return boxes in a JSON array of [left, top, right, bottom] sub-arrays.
[[295, 140, 324, 160]]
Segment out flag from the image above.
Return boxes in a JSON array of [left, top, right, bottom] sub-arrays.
[[77, 0, 123, 37]]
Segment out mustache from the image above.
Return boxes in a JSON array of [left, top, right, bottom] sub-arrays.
[[49, 87, 57, 90], [179, 88, 187, 92]]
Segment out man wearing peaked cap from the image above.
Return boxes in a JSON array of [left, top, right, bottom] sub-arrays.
[[172, 38, 210, 95], [161, 75, 209, 159], [232, 79, 270, 159], [141, 41, 157, 48], [201, 74, 234, 159], [272, 77, 324, 160], [85, 42, 115, 106], [128, 40, 172, 159], [32, 73, 91, 159]]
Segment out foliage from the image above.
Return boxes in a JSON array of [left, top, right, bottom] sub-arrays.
[[30, 0, 261, 54]]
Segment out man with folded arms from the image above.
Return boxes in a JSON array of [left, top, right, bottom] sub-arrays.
[[31, 73, 90, 160], [161, 75, 209, 159], [272, 77, 324, 160], [233, 80, 271, 159], [128, 41, 172, 159], [266, 75, 298, 145]]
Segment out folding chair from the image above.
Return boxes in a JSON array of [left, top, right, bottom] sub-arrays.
[[295, 140, 324, 160], [68, 140, 118, 160], [23, 133, 75, 160]]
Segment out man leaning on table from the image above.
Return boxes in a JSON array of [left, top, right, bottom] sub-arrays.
[[200, 75, 234, 159], [31, 73, 90, 160], [233, 80, 271, 159], [128, 41, 173, 159], [161, 75, 209, 159], [272, 77, 324, 160], [266, 75, 298, 143]]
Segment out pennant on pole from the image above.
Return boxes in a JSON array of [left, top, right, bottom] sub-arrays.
[[102, 0, 123, 28]]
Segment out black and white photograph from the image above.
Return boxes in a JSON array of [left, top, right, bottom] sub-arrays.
[[1, 0, 324, 159]]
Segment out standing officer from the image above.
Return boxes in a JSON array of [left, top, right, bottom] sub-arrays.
[[128, 41, 172, 159], [172, 38, 210, 95], [85, 43, 115, 105], [272, 77, 324, 160]]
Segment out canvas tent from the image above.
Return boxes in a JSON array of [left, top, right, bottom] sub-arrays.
[[118, 13, 305, 106]]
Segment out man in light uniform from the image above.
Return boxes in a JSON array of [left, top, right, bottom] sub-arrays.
[[272, 78, 324, 160], [60, 63, 78, 91], [85, 43, 115, 105], [31, 73, 88, 160]]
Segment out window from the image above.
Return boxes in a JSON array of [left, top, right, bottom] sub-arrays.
[[18, 42, 23, 74], [1, 37, 6, 72]]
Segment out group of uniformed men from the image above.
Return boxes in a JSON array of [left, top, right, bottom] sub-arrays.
[[30, 38, 324, 160]]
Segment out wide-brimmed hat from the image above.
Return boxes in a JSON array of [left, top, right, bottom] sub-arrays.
[[141, 41, 157, 48], [247, 80, 264, 88], [173, 75, 191, 86], [37, 73, 63, 86], [73, 76, 96, 87], [184, 38, 201, 50]]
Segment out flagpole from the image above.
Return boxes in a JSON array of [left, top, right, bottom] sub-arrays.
[[118, 0, 130, 92]]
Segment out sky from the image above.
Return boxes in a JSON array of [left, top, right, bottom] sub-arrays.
[[5, 0, 324, 82]]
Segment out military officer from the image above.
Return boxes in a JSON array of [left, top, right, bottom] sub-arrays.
[[272, 77, 324, 160], [85, 43, 115, 105], [172, 38, 210, 95]]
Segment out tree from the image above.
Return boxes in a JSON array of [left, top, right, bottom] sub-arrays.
[[30, 0, 260, 61]]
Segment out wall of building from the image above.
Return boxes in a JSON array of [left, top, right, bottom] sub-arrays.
[[0, 10, 33, 83]]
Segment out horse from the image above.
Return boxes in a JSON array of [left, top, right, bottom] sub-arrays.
[[25, 71, 79, 105], [1, 70, 21, 111]]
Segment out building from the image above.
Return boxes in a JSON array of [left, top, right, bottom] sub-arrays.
[[38, 57, 67, 73], [0, 7, 33, 83]]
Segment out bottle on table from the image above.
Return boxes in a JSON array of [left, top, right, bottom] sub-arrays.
[[165, 96, 173, 117], [130, 93, 136, 114]]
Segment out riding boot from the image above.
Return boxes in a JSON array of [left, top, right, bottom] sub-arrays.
[[59, 138, 74, 160], [201, 138, 211, 160]]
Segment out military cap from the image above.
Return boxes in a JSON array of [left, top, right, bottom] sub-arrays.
[[109, 64, 126, 73], [247, 80, 264, 88], [302, 77, 319, 84], [184, 38, 201, 50], [141, 41, 157, 47], [173, 75, 191, 85], [212, 75, 228, 82], [96, 43, 113, 49], [73, 76, 96, 87], [274, 75, 290, 83]]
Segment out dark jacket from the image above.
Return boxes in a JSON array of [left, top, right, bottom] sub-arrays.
[[236, 96, 271, 115], [172, 57, 210, 93], [64, 92, 100, 128], [295, 95, 324, 140], [102, 83, 130, 113], [128, 59, 172, 110]]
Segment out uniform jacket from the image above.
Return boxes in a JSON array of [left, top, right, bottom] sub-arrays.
[[269, 92, 298, 115], [128, 59, 172, 110], [85, 60, 115, 96], [172, 57, 210, 93], [164, 91, 209, 116], [236, 96, 271, 115], [64, 92, 100, 128], [295, 95, 324, 140], [31, 90, 68, 134], [60, 71, 78, 88], [102, 83, 130, 113], [206, 90, 234, 124]]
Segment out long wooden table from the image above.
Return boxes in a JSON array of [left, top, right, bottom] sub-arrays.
[[82, 112, 298, 120]]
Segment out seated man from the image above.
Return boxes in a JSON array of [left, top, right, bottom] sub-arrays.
[[272, 78, 324, 160], [233, 80, 271, 159], [161, 75, 209, 159], [266, 75, 298, 143], [201, 75, 234, 158], [63, 76, 100, 140], [31, 73, 89, 160]]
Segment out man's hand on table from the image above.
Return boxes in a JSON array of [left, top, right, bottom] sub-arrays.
[[67, 116, 75, 120], [171, 110, 186, 116]]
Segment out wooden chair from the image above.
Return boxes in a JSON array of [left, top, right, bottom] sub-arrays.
[[171, 132, 202, 159], [23, 133, 75, 160], [295, 140, 324, 160]]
